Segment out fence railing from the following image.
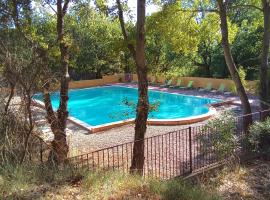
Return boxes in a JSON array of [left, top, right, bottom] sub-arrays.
[[68, 109, 270, 179]]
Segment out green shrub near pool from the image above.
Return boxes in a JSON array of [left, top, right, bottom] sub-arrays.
[[248, 117, 270, 160]]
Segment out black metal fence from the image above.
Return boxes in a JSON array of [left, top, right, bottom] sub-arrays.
[[68, 109, 270, 179]]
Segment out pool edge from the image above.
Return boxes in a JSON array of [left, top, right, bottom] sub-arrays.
[[68, 107, 217, 133]]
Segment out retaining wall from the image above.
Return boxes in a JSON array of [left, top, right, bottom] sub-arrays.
[[132, 74, 257, 92], [69, 74, 124, 89]]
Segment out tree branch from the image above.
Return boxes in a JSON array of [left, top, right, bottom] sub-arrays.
[[47, 3, 57, 14], [229, 4, 263, 12], [62, 0, 70, 16], [116, 0, 136, 60], [176, 8, 218, 13]]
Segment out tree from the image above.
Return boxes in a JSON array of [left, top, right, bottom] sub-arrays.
[[116, 0, 149, 175], [1, 0, 73, 164], [196, 12, 238, 77], [146, 3, 199, 76], [260, 0, 270, 110], [173, 0, 252, 123], [217, 0, 252, 128], [68, 4, 124, 78], [225, 0, 270, 110], [42, 0, 71, 164]]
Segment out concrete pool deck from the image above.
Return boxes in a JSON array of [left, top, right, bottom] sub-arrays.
[[11, 83, 260, 157]]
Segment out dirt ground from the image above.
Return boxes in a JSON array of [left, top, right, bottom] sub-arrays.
[[206, 159, 270, 200]]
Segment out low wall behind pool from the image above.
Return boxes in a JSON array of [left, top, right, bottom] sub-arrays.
[[132, 74, 257, 93], [68, 74, 257, 94], [69, 74, 124, 89]]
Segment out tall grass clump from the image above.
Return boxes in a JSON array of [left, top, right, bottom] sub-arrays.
[[0, 162, 84, 199], [82, 171, 220, 200], [0, 163, 220, 199]]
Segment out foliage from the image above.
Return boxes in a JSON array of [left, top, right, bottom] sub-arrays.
[[195, 12, 238, 77], [0, 164, 220, 199], [0, 163, 83, 199], [146, 3, 199, 75], [68, 4, 124, 77], [231, 18, 263, 80], [83, 171, 220, 200], [248, 117, 270, 159], [199, 111, 237, 160], [229, 66, 247, 93], [1, 0, 265, 80], [110, 97, 160, 120]]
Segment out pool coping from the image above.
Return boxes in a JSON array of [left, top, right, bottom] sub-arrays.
[[32, 85, 224, 133]]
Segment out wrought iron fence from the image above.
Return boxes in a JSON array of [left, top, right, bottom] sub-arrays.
[[68, 109, 270, 179]]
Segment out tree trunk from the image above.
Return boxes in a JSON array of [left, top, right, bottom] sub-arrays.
[[116, 0, 149, 175], [116, 0, 136, 60], [20, 92, 34, 164], [4, 83, 15, 114], [44, 0, 70, 164], [217, 0, 252, 130], [260, 0, 270, 110], [8, 0, 70, 164], [130, 0, 149, 175]]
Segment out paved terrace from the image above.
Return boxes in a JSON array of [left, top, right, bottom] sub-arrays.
[[11, 83, 260, 157]]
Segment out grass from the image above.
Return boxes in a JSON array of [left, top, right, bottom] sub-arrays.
[[1, 160, 270, 199], [198, 159, 270, 200], [80, 171, 220, 200], [0, 163, 220, 200]]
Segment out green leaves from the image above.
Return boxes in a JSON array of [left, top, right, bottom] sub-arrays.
[[248, 117, 270, 159], [199, 111, 237, 160], [67, 4, 124, 74], [148, 4, 199, 54]]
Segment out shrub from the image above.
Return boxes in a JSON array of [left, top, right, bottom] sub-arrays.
[[199, 111, 237, 160], [248, 118, 270, 159]]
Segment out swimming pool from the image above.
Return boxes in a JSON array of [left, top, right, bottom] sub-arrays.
[[34, 86, 220, 129]]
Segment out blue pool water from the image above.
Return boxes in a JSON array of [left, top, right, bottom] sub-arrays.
[[34, 86, 219, 126]]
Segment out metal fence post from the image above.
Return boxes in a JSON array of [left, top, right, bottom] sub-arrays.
[[189, 126, 193, 173]]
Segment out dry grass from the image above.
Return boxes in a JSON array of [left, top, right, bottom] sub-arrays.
[[202, 159, 270, 200], [0, 164, 219, 200], [2, 159, 270, 200]]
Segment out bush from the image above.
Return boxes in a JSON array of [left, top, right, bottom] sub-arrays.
[[199, 111, 237, 160], [248, 118, 270, 159]]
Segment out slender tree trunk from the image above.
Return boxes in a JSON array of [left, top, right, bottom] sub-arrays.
[[217, 0, 252, 130], [48, 0, 70, 164], [260, 0, 270, 110], [4, 83, 15, 114], [8, 0, 70, 164], [20, 92, 34, 164], [116, 0, 149, 175], [44, 0, 70, 164], [116, 0, 136, 60], [130, 0, 149, 175]]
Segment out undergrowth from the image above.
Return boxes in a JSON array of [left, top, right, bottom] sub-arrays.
[[0, 163, 220, 200]]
